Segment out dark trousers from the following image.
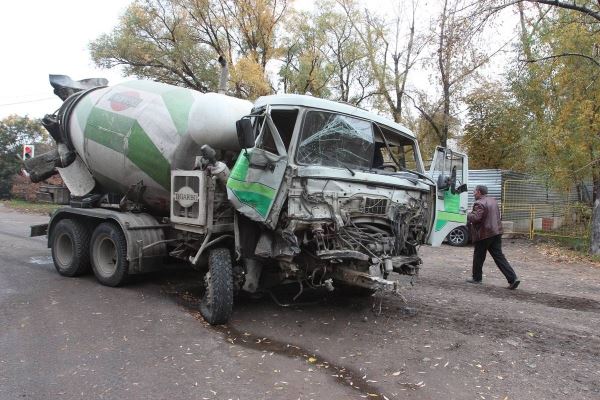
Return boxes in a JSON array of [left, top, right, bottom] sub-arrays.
[[472, 234, 517, 283]]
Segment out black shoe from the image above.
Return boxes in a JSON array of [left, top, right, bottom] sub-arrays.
[[466, 278, 482, 284], [508, 279, 520, 290]]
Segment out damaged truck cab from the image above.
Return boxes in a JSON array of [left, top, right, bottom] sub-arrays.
[[225, 95, 446, 295], [28, 76, 468, 326]]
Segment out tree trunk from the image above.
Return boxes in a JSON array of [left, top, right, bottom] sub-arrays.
[[442, 84, 450, 147], [590, 170, 600, 254], [593, 167, 600, 202], [590, 199, 600, 255]]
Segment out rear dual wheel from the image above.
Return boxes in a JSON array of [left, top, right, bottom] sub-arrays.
[[51, 219, 129, 286], [51, 219, 91, 277], [90, 222, 129, 287]]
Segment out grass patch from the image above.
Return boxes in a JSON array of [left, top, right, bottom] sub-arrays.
[[535, 235, 600, 267], [546, 236, 590, 252], [1, 199, 62, 215]]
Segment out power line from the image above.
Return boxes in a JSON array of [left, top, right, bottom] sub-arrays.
[[0, 97, 57, 107]]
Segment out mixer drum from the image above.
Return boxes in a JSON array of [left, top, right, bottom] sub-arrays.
[[59, 80, 252, 213]]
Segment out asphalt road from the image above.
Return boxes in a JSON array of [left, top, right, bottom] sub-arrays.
[[1, 204, 599, 400], [0, 206, 356, 400]]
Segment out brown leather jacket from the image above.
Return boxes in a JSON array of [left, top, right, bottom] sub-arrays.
[[467, 195, 503, 242]]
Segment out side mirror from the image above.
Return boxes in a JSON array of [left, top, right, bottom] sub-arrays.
[[236, 119, 255, 149], [455, 183, 468, 194], [449, 166, 458, 193], [437, 174, 450, 190]]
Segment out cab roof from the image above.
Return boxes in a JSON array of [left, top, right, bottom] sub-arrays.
[[253, 94, 415, 138]]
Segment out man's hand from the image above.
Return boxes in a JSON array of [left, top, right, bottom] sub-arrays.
[[467, 202, 485, 224]]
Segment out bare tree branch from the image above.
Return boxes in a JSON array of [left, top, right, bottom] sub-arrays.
[[520, 52, 600, 67], [528, 0, 600, 21], [483, 0, 600, 22]]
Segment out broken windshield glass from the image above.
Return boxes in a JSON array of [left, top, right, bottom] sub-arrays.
[[296, 111, 374, 169]]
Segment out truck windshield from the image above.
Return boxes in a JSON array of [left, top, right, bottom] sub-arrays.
[[296, 111, 374, 169]]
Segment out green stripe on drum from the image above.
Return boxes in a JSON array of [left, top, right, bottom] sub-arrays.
[[161, 88, 194, 136], [127, 121, 171, 190], [84, 107, 132, 153], [84, 107, 171, 190]]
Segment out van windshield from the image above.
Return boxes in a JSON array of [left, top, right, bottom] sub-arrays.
[[296, 111, 374, 169]]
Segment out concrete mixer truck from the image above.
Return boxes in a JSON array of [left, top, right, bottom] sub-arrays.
[[25, 75, 468, 325]]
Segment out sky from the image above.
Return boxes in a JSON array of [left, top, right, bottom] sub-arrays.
[[0, 0, 515, 121], [0, 0, 132, 119]]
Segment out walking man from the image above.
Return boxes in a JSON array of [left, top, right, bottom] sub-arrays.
[[467, 185, 520, 289]]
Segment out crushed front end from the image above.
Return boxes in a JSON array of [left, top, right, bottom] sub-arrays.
[[278, 173, 433, 293]]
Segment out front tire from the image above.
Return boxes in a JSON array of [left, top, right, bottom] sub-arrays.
[[51, 218, 91, 277], [90, 222, 129, 287], [200, 248, 234, 325], [447, 226, 469, 247]]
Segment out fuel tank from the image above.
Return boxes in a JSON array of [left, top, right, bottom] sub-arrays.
[[53, 79, 252, 213]]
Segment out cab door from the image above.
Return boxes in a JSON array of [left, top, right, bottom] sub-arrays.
[[227, 107, 289, 229], [427, 147, 469, 246]]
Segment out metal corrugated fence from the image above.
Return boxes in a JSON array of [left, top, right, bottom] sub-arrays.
[[466, 170, 591, 241], [502, 178, 591, 241], [467, 169, 503, 209]]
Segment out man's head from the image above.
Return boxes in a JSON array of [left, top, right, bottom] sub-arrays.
[[474, 185, 488, 200]]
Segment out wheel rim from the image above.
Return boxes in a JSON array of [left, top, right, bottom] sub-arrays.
[[55, 233, 74, 266], [94, 235, 118, 277], [449, 229, 465, 244]]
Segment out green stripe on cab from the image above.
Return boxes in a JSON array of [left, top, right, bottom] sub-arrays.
[[434, 211, 467, 231], [227, 182, 274, 217]]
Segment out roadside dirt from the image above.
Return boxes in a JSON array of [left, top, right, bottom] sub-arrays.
[[167, 239, 600, 399]]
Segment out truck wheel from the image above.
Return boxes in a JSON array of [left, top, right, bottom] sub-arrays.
[[51, 219, 91, 277], [90, 222, 129, 287], [200, 248, 233, 325], [447, 226, 469, 247]]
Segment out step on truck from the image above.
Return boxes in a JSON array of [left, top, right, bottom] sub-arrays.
[[26, 75, 468, 325]]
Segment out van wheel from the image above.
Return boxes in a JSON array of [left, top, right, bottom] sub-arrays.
[[447, 226, 469, 247], [51, 219, 91, 276], [90, 222, 129, 287], [200, 248, 233, 325]]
